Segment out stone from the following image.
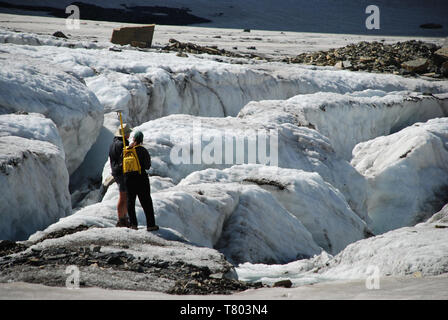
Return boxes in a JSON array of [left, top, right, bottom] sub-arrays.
[[434, 47, 448, 61], [52, 31, 68, 39], [401, 58, 429, 73], [342, 60, 352, 68], [273, 279, 292, 288], [110, 25, 155, 48], [441, 61, 448, 76], [334, 61, 343, 69], [359, 56, 375, 62]]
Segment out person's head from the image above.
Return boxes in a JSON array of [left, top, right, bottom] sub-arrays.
[[133, 131, 144, 144], [115, 123, 132, 139]]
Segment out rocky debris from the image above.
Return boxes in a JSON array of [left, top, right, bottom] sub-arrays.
[[285, 40, 447, 78], [168, 278, 263, 295], [0, 244, 264, 295], [242, 177, 287, 190], [162, 39, 447, 79], [162, 38, 265, 60], [0, 240, 28, 257], [35, 225, 91, 243]]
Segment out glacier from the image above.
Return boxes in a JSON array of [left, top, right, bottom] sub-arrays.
[[0, 113, 71, 240], [0, 24, 448, 294]]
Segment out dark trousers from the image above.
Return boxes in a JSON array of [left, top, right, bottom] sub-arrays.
[[125, 173, 156, 227]]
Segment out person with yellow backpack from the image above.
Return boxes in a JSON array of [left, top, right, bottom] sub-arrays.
[[124, 130, 159, 231]]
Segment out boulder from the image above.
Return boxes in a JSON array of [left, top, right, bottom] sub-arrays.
[[441, 61, 448, 76], [110, 25, 155, 48], [434, 47, 448, 61], [401, 58, 429, 73]]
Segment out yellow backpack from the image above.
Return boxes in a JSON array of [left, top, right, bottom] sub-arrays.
[[118, 111, 141, 175], [122, 146, 141, 175]]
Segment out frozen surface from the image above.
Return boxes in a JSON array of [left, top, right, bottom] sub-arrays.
[[0, 46, 103, 174], [239, 90, 448, 160], [31, 176, 323, 265], [0, 114, 71, 240], [237, 206, 448, 286], [181, 165, 369, 255], [104, 114, 368, 221], [0, 13, 447, 297], [351, 118, 448, 234]]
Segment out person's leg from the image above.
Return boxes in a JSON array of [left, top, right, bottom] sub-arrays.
[[114, 175, 129, 227], [117, 191, 127, 219], [137, 176, 157, 228], [126, 177, 138, 228]]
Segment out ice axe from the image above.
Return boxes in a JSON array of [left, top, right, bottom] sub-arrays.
[[116, 110, 127, 148]]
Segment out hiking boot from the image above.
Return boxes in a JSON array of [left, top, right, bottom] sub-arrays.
[[129, 225, 138, 230], [116, 217, 129, 228], [147, 225, 159, 232]]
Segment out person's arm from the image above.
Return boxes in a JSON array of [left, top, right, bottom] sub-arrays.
[[137, 146, 151, 171]]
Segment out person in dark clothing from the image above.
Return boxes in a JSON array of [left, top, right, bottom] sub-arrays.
[[109, 123, 132, 227], [125, 131, 159, 231]]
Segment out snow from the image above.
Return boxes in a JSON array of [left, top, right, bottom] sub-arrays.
[[110, 114, 368, 222], [0, 112, 63, 151], [239, 90, 448, 160], [31, 174, 322, 265], [181, 165, 369, 255], [351, 118, 448, 234], [0, 45, 104, 174], [0, 114, 71, 240], [236, 205, 448, 286]]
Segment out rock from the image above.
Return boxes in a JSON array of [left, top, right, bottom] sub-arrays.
[[421, 72, 436, 78], [273, 279, 292, 288], [52, 31, 68, 39], [434, 47, 448, 61], [334, 61, 343, 69], [401, 58, 429, 73], [110, 25, 155, 48], [342, 60, 352, 68], [441, 61, 448, 76], [359, 56, 374, 62], [243, 29, 251, 32]]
